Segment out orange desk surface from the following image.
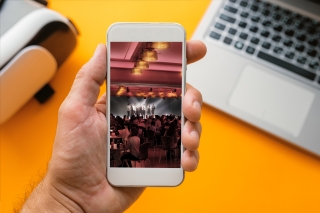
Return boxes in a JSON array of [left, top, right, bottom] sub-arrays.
[[1, 1, 320, 212]]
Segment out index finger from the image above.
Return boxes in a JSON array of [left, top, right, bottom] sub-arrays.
[[186, 40, 207, 64]]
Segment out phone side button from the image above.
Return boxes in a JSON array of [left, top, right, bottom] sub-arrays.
[[186, 57, 187, 70]]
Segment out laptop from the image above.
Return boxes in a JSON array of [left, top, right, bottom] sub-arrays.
[[187, 0, 320, 156]]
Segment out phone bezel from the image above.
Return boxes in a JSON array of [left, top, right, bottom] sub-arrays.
[[106, 23, 186, 187]]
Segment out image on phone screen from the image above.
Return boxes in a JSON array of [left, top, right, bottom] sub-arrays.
[[109, 42, 182, 168]]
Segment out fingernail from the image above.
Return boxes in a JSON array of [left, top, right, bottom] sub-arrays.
[[94, 44, 102, 56], [193, 101, 201, 115], [190, 130, 199, 140]]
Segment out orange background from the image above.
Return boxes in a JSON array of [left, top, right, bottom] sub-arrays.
[[1, 1, 320, 212]]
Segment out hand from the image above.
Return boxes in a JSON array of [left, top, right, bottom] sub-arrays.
[[21, 41, 206, 213]]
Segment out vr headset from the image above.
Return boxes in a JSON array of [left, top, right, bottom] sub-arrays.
[[0, 0, 78, 124]]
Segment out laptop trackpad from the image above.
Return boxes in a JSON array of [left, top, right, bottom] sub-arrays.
[[228, 65, 315, 137]]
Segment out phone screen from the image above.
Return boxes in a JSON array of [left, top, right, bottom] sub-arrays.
[[109, 42, 182, 168]]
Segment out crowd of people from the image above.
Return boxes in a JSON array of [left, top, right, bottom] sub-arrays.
[[110, 113, 182, 167]]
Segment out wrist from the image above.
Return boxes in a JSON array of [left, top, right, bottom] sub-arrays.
[[21, 175, 84, 213]]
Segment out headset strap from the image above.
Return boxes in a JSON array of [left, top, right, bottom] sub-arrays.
[[0, 0, 48, 11]]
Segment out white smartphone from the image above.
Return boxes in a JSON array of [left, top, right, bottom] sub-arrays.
[[106, 23, 186, 186]]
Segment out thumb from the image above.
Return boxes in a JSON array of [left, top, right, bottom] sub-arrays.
[[66, 44, 106, 107]]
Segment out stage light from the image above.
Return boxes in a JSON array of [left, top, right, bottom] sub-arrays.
[[116, 86, 126, 96], [142, 43, 158, 61], [142, 49, 158, 61], [134, 59, 149, 70], [131, 67, 142, 75], [151, 42, 170, 49], [136, 90, 143, 97]]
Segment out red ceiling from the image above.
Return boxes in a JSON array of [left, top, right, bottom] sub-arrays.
[[110, 42, 183, 98]]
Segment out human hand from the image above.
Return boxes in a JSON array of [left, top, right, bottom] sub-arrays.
[[21, 41, 206, 213]]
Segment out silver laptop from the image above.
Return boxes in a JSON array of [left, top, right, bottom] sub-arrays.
[[187, 0, 320, 156]]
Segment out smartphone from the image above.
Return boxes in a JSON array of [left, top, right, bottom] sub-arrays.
[[106, 23, 186, 186]]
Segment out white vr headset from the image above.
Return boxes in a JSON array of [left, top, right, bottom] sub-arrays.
[[0, 0, 78, 124]]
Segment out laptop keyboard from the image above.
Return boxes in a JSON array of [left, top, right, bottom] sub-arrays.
[[208, 0, 320, 87]]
